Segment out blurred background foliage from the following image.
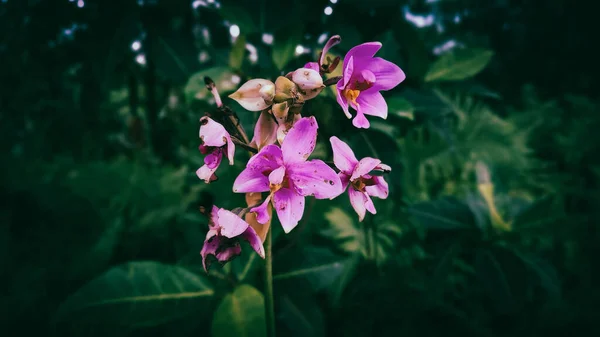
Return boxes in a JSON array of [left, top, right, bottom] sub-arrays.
[[1, 0, 599, 336]]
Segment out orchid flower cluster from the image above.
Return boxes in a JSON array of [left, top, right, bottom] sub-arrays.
[[197, 35, 406, 271]]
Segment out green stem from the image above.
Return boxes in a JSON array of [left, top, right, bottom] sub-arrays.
[[265, 228, 276, 337]]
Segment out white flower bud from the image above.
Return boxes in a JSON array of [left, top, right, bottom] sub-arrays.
[[291, 68, 325, 100], [228, 79, 275, 111]]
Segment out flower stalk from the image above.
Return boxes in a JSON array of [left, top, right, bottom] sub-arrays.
[[264, 227, 276, 337]]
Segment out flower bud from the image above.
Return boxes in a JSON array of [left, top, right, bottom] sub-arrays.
[[250, 111, 278, 150], [292, 68, 324, 90], [274, 76, 297, 102], [292, 68, 325, 100], [228, 79, 275, 111], [271, 101, 289, 121]]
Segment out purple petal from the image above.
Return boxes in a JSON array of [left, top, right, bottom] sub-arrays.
[[204, 149, 223, 169], [343, 42, 382, 69], [199, 117, 229, 147], [336, 82, 352, 119], [348, 188, 376, 222], [250, 195, 272, 224], [241, 226, 265, 258], [365, 175, 389, 199], [269, 166, 286, 185], [339, 172, 351, 191], [341, 55, 355, 89], [330, 136, 358, 174], [356, 89, 388, 119], [209, 205, 220, 228], [200, 229, 220, 271], [352, 111, 370, 129], [232, 167, 270, 193], [233, 145, 283, 193], [281, 117, 318, 164], [367, 57, 406, 91], [350, 157, 382, 181], [196, 164, 218, 183], [215, 243, 242, 264], [216, 208, 250, 238], [247, 144, 284, 169], [225, 134, 235, 165], [319, 35, 341, 66], [288, 160, 343, 199], [304, 62, 320, 72], [272, 188, 305, 233]]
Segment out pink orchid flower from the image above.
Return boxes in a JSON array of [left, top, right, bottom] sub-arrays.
[[330, 136, 391, 221], [233, 117, 343, 233], [196, 116, 235, 183], [336, 42, 406, 129], [201, 205, 265, 271]]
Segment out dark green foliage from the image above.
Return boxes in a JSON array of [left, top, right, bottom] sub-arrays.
[[1, 0, 599, 336]]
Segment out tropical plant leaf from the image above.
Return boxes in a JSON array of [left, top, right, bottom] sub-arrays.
[[387, 96, 415, 121], [54, 262, 214, 329], [273, 246, 349, 291], [278, 291, 325, 337], [424, 48, 494, 82], [229, 35, 247, 70], [408, 197, 476, 230], [272, 26, 302, 71], [185, 67, 238, 102], [211, 284, 266, 337], [322, 207, 365, 256]]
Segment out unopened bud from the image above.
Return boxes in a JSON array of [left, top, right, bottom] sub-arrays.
[[274, 76, 297, 102], [292, 68, 324, 91], [292, 68, 325, 100], [228, 79, 275, 111], [271, 102, 289, 121], [250, 111, 278, 150]]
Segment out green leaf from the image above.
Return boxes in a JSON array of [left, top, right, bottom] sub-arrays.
[[387, 96, 415, 120], [219, 3, 259, 34], [408, 197, 475, 230], [424, 48, 494, 82], [185, 67, 238, 103], [274, 246, 349, 291], [279, 292, 325, 337], [229, 35, 247, 70], [322, 207, 365, 256], [54, 262, 214, 329], [272, 26, 302, 71], [211, 284, 266, 337]]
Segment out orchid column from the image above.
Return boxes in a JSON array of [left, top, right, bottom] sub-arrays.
[[195, 35, 405, 337]]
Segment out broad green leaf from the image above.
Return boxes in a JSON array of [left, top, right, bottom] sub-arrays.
[[54, 262, 214, 329], [279, 292, 325, 337], [272, 26, 302, 71], [273, 246, 349, 291], [424, 48, 494, 82], [408, 197, 475, 230], [211, 284, 266, 337], [185, 67, 237, 102], [387, 96, 415, 120], [229, 35, 247, 70]]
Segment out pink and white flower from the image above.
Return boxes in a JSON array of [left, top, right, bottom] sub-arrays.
[[196, 117, 235, 183], [201, 206, 265, 271], [336, 42, 406, 128], [330, 136, 391, 221], [233, 117, 343, 233]]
